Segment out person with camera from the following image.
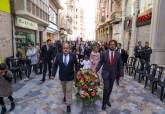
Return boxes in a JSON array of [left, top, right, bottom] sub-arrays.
[[0, 63, 15, 114], [141, 42, 152, 67]]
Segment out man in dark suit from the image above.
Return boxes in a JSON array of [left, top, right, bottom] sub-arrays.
[[134, 41, 142, 59], [117, 43, 128, 64], [95, 40, 124, 110], [116, 43, 128, 85], [52, 42, 78, 113], [40, 39, 55, 82], [140, 42, 152, 69]]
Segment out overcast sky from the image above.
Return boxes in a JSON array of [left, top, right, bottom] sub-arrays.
[[79, 0, 96, 40]]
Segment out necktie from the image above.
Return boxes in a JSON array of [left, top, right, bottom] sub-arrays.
[[64, 55, 67, 66], [110, 51, 114, 65]]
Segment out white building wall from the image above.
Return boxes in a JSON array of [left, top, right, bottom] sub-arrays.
[[136, 25, 151, 45], [112, 23, 122, 43]]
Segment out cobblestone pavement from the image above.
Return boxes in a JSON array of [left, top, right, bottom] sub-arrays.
[[2, 73, 165, 114]]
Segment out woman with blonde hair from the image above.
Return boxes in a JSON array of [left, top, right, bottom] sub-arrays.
[[90, 46, 100, 71]]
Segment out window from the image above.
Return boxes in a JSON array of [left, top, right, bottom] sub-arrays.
[[32, 3, 36, 15], [27, 0, 32, 13], [36, 6, 40, 17], [49, 7, 57, 24], [40, 9, 43, 19]]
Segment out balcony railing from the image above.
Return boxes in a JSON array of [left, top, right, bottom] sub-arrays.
[[15, 0, 49, 25], [26, 0, 49, 22], [111, 11, 122, 23]]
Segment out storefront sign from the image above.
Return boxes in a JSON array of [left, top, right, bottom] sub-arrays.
[[15, 16, 38, 30], [137, 12, 152, 27], [48, 22, 59, 31], [0, 0, 10, 13]]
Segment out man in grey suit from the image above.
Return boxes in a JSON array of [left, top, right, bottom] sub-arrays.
[[95, 40, 124, 110]]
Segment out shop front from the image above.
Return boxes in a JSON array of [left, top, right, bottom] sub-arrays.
[[15, 16, 38, 58], [46, 22, 59, 43]]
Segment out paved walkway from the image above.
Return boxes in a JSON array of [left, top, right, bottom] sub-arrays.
[[2, 73, 165, 114]]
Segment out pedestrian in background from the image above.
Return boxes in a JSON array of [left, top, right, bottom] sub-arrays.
[[40, 39, 55, 82], [141, 42, 152, 67], [134, 41, 143, 60], [0, 63, 15, 114], [26, 43, 38, 77], [117, 43, 128, 65], [116, 43, 128, 86], [90, 46, 100, 71]]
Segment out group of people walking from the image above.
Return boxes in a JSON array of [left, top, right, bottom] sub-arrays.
[[49, 40, 126, 112], [1, 38, 153, 113]]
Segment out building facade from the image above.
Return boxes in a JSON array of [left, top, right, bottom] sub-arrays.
[[150, 0, 165, 65], [0, 0, 12, 61], [14, 0, 49, 58], [44, 0, 62, 43], [96, 0, 113, 42], [59, 0, 84, 41], [96, 0, 165, 65]]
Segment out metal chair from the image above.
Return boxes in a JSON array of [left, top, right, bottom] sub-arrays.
[[144, 64, 157, 88]]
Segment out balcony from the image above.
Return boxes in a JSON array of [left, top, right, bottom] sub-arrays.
[[111, 11, 122, 24], [14, 0, 49, 26]]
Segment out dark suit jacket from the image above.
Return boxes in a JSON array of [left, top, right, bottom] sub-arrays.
[[116, 48, 128, 64], [140, 46, 152, 61], [96, 50, 124, 80], [134, 45, 142, 58], [52, 53, 78, 81], [40, 45, 55, 62]]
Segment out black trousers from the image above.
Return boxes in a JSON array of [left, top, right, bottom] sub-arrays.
[[103, 78, 115, 105], [116, 75, 120, 85], [42, 61, 52, 80], [27, 64, 38, 77], [38, 62, 43, 74], [0, 96, 14, 106]]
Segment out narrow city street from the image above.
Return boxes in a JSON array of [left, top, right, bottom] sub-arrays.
[[0, 0, 165, 114], [5, 73, 164, 114]]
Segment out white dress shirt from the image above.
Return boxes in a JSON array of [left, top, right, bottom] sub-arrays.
[[63, 54, 70, 65], [81, 60, 91, 69]]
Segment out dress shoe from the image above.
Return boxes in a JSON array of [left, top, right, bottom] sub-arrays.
[[116, 80, 119, 86], [67, 106, 71, 113], [49, 76, 55, 80], [1, 105, 7, 114], [102, 104, 106, 110], [9, 102, 15, 111], [40, 79, 45, 83], [107, 101, 111, 107]]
